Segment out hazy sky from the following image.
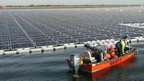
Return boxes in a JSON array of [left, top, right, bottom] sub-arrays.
[[0, 0, 143, 5]]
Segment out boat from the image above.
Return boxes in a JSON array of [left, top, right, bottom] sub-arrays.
[[66, 47, 137, 76], [81, 48, 137, 73]]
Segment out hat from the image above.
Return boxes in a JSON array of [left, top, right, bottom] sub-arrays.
[[122, 35, 129, 39]]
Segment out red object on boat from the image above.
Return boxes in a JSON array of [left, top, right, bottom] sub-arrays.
[[80, 49, 137, 73], [105, 54, 111, 59], [109, 45, 115, 51], [111, 51, 116, 57], [113, 55, 118, 59]]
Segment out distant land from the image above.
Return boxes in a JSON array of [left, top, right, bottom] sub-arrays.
[[1, 5, 143, 9]]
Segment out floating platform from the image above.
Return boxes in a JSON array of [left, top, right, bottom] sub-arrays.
[[0, 37, 143, 55]]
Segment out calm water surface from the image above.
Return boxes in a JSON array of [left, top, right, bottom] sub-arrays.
[[0, 44, 144, 81]]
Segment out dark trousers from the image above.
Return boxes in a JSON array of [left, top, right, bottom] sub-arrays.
[[116, 45, 122, 57], [116, 46, 130, 57]]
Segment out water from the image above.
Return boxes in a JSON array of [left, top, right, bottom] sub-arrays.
[[0, 44, 143, 81], [0, 48, 87, 81]]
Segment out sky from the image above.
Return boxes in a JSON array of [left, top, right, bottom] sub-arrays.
[[0, 0, 143, 5]]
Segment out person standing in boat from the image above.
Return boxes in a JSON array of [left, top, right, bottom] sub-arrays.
[[115, 35, 128, 57]]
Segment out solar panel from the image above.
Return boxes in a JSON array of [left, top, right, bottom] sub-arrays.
[[0, 9, 143, 50]]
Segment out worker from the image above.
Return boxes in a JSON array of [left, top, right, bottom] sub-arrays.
[[115, 35, 128, 57], [84, 43, 107, 62], [96, 45, 108, 62]]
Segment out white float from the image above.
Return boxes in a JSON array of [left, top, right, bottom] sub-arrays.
[[64, 43, 75, 48], [75, 44, 84, 47], [4, 51, 17, 55], [41, 45, 54, 51], [0, 50, 4, 55], [17, 48, 30, 54], [54, 46, 65, 50], [31, 48, 42, 52]]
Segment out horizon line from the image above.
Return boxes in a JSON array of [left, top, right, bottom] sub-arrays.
[[2, 4, 144, 6]]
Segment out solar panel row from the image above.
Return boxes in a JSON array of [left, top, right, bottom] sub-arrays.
[[0, 9, 144, 50]]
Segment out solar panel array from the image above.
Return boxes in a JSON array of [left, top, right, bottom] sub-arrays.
[[0, 8, 144, 50]]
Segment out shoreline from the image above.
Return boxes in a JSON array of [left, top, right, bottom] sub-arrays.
[[2, 5, 142, 9]]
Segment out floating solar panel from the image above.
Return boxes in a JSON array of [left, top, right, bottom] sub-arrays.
[[0, 8, 144, 50]]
